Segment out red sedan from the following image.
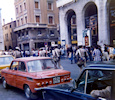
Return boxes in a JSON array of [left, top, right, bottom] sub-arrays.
[[1, 57, 71, 99]]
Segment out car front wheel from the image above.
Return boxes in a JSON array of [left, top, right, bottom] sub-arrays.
[[24, 85, 38, 100]]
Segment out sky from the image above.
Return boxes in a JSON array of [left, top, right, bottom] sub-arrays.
[[0, 0, 16, 24]]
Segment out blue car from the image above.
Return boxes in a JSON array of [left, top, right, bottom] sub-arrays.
[[41, 61, 115, 100]]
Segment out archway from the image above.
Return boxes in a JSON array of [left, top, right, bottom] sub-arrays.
[[84, 2, 98, 46], [109, 0, 115, 47], [66, 9, 77, 46]]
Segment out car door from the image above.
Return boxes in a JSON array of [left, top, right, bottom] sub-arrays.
[[76, 69, 113, 100], [15, 61, 27, 89], [6, 61, 19, 87], [42, 88, 96, 100]]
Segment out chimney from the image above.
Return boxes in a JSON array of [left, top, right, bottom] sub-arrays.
[[3, 19, 5, 25]]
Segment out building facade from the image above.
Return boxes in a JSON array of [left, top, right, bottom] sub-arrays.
[[2, 21, 17, 50], [56, 0, 115, 47], [14, 0, 59, 51]]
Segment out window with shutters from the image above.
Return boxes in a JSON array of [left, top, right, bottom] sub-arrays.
[[20, 5, 22, 12], [5, 34, 8, 41], [36, 16, 40, 23], [35, 1, 39, 9], [21, 18, 23, 25], [47, 2, 53, 10], [25, 16, 27, 24], [24, 2, 26, 10], [48, 16, 53, 24], [17, 20, 19, 26], [16, 7, 18, 14]]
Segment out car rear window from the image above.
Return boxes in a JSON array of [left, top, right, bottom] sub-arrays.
[[27, 59, 58, 72], [0, 56, 14, 65]]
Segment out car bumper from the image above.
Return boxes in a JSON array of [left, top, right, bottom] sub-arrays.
[[34, 83, 71, 91]]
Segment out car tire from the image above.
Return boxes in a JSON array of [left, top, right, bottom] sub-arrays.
[[2, 78, 8, 89], [24, 85, 38, 100]]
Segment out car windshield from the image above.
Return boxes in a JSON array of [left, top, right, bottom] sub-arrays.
[[0, 56, 14, 65], [27, 59, 58, 72]]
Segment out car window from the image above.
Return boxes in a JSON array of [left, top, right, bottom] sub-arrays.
[[18, 62, 26, 72], [10, 61, 19, 70], [76, 69, 113, 99], [27, 59, 58, 72], [27, 60, 42, 72], [76, 71, 86, 93], [0, 56, 14, 65], [41, 59, 58, 70]]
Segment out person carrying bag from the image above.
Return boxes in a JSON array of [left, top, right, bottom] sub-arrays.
[[75, 46, 86, 71]]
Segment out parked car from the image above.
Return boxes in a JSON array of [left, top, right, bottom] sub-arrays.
[[0, 55, 14, 77], [1, 57, 71, 99], [41, 61, 115, 100]]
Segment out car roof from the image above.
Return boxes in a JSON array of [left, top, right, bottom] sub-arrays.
[[85, 61, 115, 70], [13, 57, 52, 62]]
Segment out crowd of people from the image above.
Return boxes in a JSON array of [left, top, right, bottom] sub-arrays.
[[0, 45, 63, 69], [0, 44, 115, 69], [66, 44, 115, 71]]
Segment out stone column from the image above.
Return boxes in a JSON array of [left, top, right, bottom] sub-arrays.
[[76, 9, 85, 46], [0, 8, 4, 50], [59, 8, 69, 46], [97, 1, 110, 46], [29, 39, 34, 51]]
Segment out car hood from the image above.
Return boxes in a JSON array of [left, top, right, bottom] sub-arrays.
[[29, 69, 70, 79], [0, 64, 10, 69]]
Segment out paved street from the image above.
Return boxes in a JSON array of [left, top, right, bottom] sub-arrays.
[[0, 58, 81, 100], [60, 58, 81, 79]]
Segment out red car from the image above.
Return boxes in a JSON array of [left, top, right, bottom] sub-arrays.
[[1, 57, 71, 99]]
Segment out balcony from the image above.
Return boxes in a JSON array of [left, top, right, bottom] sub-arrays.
[[14, 23, 48, 32]]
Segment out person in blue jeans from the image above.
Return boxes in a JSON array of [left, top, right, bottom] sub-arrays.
[[68, 46, 73, 64]]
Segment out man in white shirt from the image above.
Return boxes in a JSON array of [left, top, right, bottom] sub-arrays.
[[39, 48, 46, 57], [52, 45, 63, 69], [75, 45, 87, 70]]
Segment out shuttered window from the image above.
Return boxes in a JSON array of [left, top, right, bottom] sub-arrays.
[[49, 16, 53, 24], [48, 2, 52, 10], [25, 16, 27, 23], [36, 16, 40, 23], [24, 2, 26, 10], [21, 18, 23, 25], [35, 2, 39, 8]]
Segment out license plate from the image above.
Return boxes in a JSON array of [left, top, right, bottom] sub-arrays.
[[53, 77, 60, 84]]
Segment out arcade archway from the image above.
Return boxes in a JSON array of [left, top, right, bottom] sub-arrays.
[[66, 10, 77, 46], [84, 2, 98, 46]]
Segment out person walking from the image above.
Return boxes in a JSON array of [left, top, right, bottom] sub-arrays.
[[68, 46, 73, 64], [75, 45, 87, 71], [92, 45, 102, 62], [39, 48, 46, 57], [25, 50, 30, 57], [52, 45, 63, 69], [31, 49, 36, 56], [13, 47, 22, 58]]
